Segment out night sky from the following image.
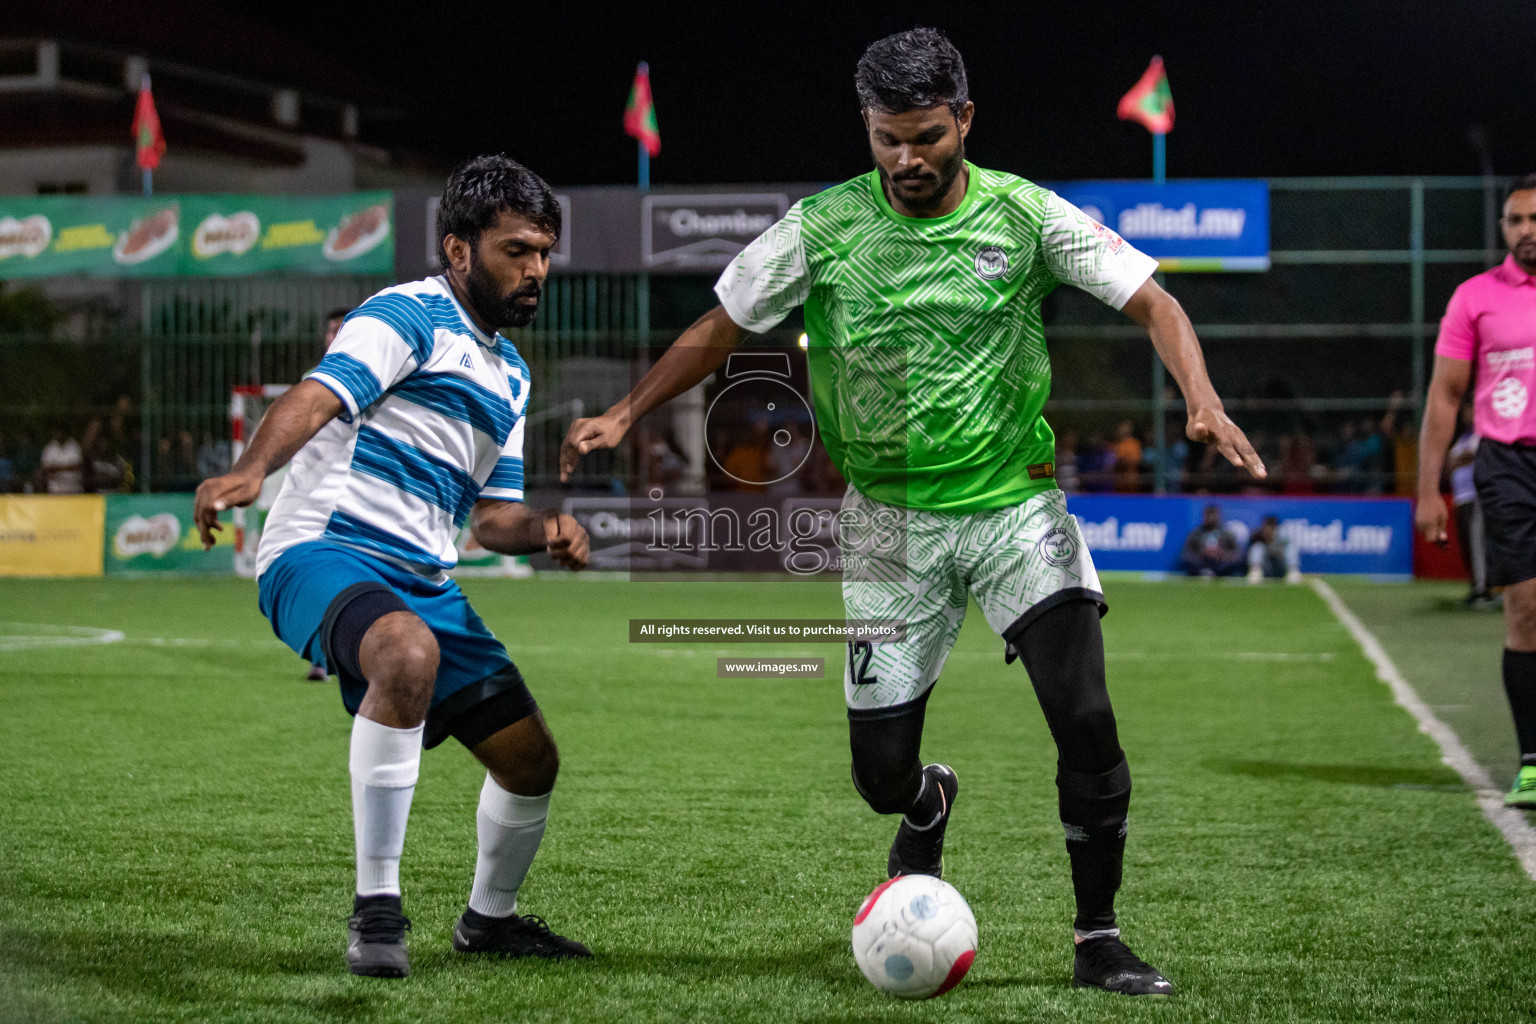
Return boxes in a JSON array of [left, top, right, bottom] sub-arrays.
[[221, 1, 1534, 186]]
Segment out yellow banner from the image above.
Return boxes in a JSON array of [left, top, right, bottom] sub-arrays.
[[0, 495, 105, 577]]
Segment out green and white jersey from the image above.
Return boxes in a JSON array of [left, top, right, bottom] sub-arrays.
[[714, 163, 1157, 512]]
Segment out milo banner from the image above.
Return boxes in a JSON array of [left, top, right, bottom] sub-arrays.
[[104, 494, 233, 574], [0, 192, 393, 279]]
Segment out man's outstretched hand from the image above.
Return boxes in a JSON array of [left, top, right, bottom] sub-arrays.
[[542, 510, 590, 569], [193, 471, 262, 550], [1415, 491, 1450, 547], [1188, 406, 1267, 479], [560, 413, 626, 482]]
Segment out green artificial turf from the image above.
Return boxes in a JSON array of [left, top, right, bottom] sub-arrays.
[[1, 575, 1534, 1023]]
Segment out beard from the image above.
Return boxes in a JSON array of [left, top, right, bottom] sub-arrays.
[[876, 138, 966, 214], [1513, 238, 1536, 272], [464, 252, 542, 330]]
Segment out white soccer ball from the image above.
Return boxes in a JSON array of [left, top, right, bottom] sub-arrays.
[[851, 874, 978, 999]]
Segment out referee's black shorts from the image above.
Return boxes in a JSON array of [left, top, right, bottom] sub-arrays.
[[1473, 439, 1536, 588]]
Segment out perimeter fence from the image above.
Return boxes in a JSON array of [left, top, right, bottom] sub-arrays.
[[0, 175, 1510, 495]]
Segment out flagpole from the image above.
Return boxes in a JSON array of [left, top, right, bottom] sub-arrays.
[[638, 142, 649, 191], [1152, 132, 1166, 184]]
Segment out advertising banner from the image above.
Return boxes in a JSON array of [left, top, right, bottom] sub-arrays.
[[642, 193, 790, 269], [1046, 180, 1270, 271], [1067, 494, 1412, 576], [0, 495, 105, 577], [104, 494, 234, 574], [0, 192, 394, 279]]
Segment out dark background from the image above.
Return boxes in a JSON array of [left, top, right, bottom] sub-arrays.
[[219, 0, 1533, 184], [11, 1, 1529, 186]]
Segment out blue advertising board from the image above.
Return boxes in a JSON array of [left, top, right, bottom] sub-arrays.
[[1046, 180, 1270, 272], [1066, 495, 1412, 577]]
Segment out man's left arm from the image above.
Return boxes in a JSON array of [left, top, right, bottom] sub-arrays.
[[1121, 279, 1266, 480], [470, 499, 589, 570]]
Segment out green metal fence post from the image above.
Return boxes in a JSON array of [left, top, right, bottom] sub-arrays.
[[139, 283, 152, 491], [1410, 179, 1426, 416]]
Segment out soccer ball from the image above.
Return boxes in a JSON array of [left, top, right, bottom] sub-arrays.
[[851, 874, 978, 999]]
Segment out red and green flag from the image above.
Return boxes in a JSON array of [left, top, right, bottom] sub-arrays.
[[624, 62, 661, 157], [132, 74, 166, 170], [1117, 56, 1174, 134]]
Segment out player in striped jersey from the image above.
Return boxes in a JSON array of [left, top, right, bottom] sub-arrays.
[[194, 156, 592, 977]]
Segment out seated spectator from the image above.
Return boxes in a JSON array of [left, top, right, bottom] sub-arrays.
[[1111, 419, 1142, 492], [1055, 428, 1080, 493], [0, 431, 14, 492], [1180, 503, 1244, 577], [36, 424, 83, 494], [1246, 515, 1301, 584], [1078, 433, 1115, 492], [1279, 429, 1316, 494]]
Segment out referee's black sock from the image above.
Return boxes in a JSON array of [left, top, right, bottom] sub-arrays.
[[1057, 758, 1131, 934], [1503, 649, 1536, 766]]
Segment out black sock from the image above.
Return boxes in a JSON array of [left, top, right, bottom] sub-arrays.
[[462, 907, 506, 928], [1504, 649, 1536, 764], [1057, 758, 1131, 933], [905, 770, 945, 826], [353, 893, 401, 913]]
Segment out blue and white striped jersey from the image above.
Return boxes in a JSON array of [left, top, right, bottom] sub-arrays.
[[255, 275, 531, 579]]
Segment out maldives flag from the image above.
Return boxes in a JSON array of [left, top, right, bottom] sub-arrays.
[[132, 74, 166, 170], [1117, 56, 1174, 134], [624, 62, 661, 157]]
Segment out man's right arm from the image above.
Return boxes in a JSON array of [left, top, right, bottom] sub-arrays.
[[1415, 355, 1472, 544], [193, 380, 343, 548], [559, 307, 747, 481]]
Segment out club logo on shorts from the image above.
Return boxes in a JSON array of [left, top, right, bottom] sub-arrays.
[[1039, 526, 1078, 567], [974, 245, 1008, 280]]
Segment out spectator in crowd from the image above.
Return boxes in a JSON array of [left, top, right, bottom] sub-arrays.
[[642, 430, 689, 490], [1278, 428, 1317, 494], [1111, 419, 1142, 492], [0, 431, 14, 492], [196, 431, 231, 479], [1078, 432, 1115, 492], [36, 423, 83, 494], [1246, 515, 1302, 584], [1055, 428, 1080, 493], [1180, 503, 1244, 577], [1448, 404, 1491, 605], [323, 307, 352, 351], [718, 417, 771, 492], [1335, 417, 1387, 494]]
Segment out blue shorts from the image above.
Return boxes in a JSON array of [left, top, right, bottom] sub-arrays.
[[258, 540, 535, 748]]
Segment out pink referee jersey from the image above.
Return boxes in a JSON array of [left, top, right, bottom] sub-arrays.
[[1436, 255, 1536, 446]]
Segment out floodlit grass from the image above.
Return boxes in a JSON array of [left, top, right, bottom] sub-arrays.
[[2, 575, 1534, 1023]]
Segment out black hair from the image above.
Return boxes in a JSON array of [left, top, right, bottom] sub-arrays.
[[323, 306, 353, 323], [436, 154, 561, 268], [1507, 173, 1536, 202], [855, 27, 969, 117]]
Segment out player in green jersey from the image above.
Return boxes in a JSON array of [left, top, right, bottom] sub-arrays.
[[562, 28, 1263, 996]]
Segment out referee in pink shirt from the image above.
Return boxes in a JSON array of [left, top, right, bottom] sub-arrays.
[[1419, 173, 1536, 808]]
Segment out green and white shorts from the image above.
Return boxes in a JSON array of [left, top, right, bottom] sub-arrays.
[[838, 485, 1104, 712]]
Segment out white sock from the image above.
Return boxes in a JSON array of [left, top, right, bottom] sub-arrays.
[[467, 775, 550, 919], [348, 715, 423, 898]]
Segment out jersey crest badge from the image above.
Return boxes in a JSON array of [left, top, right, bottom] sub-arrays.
[[974, 245, 1008, 280], [460, 352, 475, 369]]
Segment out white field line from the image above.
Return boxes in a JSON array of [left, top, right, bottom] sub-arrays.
[[0, 623, 125, 652], [1309, 577, 1536, 882]]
